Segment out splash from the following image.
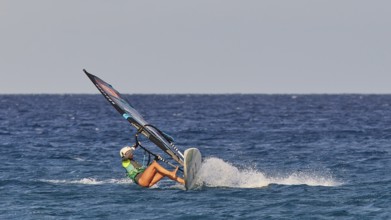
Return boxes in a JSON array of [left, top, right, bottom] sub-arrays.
[[39, 159, 340, 188], [72, 157, 86, 162], [197, 157, 340, 188], [39, 178, 132, 185], [269, 172, 340, 187]]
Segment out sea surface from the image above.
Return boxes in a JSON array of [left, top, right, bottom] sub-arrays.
[[1, 94, 390, 219]]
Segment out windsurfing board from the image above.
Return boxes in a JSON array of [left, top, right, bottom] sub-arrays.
[[184, 148, 202, 190]]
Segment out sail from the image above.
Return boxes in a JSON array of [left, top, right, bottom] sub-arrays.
[[84, 69, 184, 165]]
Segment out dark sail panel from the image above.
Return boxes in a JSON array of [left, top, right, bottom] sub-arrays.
[[84, 69, 184, 165]]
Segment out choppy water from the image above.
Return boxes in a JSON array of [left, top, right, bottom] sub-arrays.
[[1, 94, 390, 219]]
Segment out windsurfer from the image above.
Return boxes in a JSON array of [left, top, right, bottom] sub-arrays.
[[120, 146, 184, 187]]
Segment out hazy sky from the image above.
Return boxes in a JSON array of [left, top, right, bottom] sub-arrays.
[[1, 0, 390, 94]]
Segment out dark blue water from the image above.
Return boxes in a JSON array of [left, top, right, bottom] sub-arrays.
[[1, 94, 390, 219]]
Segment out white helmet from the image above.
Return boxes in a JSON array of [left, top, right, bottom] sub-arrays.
[[119, 146, 135, 159]]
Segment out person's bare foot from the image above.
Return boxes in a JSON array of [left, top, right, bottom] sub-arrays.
[[176, 176, 185, 184]]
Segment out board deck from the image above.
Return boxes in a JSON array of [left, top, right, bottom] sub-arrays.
[[184, 148, 202, 190]]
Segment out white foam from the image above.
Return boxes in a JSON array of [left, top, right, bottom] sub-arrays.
[[270, 171, 340, 187], [39, 158, 340, 188], [197, 157, 341, 188], [72, 157, 86, 162], [39, 178, 132, 185]]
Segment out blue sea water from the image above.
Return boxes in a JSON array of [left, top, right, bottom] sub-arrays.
[[0, 94, 390, 219]]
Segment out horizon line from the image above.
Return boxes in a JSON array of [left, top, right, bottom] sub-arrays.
[[1, 92, 391, 96]]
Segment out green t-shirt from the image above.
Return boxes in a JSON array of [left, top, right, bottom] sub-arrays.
[[122, 159, 146, 183]]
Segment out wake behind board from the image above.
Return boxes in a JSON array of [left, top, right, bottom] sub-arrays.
[[184, 148, 202, 190]]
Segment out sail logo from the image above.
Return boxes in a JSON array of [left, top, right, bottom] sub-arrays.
[[96, 79, 121, 100]]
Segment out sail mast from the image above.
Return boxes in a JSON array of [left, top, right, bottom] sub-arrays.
[[84, 69, 184, 165]]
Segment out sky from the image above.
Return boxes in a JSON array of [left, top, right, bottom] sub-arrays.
[[1, 0, 390, 94]]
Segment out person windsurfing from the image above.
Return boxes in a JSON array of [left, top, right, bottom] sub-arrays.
[[120, 146, 185, 187]]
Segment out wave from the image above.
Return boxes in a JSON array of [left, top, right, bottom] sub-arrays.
[[38, 158, 340, 189], [197, 157, 341, 188], [39, 178, 132, 185]]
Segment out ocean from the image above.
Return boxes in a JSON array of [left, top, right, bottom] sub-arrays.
[[0, 94, 390, 219]]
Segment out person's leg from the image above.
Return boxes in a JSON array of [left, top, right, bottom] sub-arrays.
[[152, 162, 185, 185], [148, 172, 165, 187], [136, 163, 158, 187], [138, 161, 184, 187]]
